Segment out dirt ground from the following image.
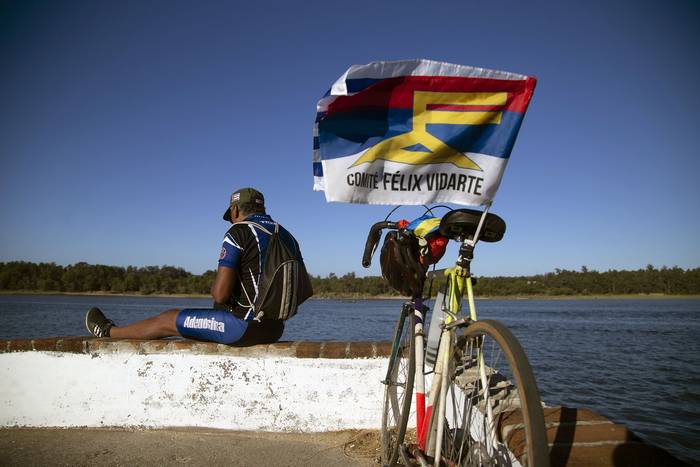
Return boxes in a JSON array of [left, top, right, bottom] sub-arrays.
[[0, 427, 381, 467]]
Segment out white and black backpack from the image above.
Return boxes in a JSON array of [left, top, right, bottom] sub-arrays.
[[236, 221, 313, 320]]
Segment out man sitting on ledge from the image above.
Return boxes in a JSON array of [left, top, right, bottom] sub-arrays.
[[85, 187, 310, 346]]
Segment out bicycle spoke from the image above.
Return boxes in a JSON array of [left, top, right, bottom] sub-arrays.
[[440, 321, 548, 466]]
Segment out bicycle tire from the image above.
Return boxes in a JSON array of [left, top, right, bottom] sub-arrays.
[[441, 319, 548, 467], [380, 305, 416, 466]]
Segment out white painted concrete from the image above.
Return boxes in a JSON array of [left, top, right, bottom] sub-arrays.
[[0, 352, 387, 431]]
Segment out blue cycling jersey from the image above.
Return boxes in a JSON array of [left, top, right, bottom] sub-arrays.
[[217, 214, 301, 320]]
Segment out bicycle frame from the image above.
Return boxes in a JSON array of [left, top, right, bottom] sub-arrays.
[[411, 207, 493, 466], [372, 206, 547, 467]]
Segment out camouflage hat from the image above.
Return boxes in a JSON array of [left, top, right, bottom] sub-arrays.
[[222, 187, 265, 222]]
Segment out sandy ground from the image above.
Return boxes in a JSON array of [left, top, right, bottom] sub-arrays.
[[0, 427, 381, 467]]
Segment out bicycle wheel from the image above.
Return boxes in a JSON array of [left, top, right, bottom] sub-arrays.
[[441, 319, 548, 467], [380, 304, 416, 466]]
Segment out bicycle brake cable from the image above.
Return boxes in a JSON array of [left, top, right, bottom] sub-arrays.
[[383, 205, 402, 222], [422, 204, 453, 216]]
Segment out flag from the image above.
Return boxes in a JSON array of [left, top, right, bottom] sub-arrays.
[[312, 59, 536, 206]]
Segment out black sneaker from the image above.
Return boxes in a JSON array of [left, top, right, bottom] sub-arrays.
[[85, 307, 115, 337]]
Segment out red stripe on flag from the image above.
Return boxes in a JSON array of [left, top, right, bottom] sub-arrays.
[[326, 76, 536, 115]]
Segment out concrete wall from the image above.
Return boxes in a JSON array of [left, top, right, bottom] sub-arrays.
[[0, 337, 686, 466], [0, 338, 391, 432]]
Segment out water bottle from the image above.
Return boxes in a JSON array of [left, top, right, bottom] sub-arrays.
[[425, 285, 448, 370]]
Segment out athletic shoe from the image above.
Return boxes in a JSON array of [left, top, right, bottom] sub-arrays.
[[85, 307, 115, 338]]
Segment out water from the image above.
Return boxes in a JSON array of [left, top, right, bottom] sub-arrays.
[[1, 295, 698, 464]]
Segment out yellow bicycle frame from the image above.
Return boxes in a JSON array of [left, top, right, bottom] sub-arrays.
[[426, 265, 472, 461], [427, 209, 495, 465]]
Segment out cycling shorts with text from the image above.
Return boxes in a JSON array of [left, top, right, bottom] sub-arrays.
[[175, 308, 248, 345]]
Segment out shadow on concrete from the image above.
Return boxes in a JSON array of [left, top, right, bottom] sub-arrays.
[[548, 406, 577, 467], [548, 407, 688, 467], [611, 433, 689, 467]]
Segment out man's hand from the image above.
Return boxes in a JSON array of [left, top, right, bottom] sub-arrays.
[[211, 265, 237, 304]]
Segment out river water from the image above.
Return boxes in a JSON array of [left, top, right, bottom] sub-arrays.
[[0, 295, 698, 464]]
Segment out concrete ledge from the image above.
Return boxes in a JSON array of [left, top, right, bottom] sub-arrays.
[[0, 338, 687, 466], [0, 337, 391, 432], [500, 407, 686, 466], [0, 337, 392, 358]]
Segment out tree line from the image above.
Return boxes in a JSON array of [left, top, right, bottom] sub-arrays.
[[0, 262, 215, 295], [0, 261, 698, 297], [470, 265, 700, 296]]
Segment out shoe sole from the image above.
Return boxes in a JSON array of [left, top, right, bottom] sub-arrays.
[[85, 307, 99, 337]]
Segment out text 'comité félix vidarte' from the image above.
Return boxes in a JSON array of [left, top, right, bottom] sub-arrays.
[[346, 171, 485, 195]]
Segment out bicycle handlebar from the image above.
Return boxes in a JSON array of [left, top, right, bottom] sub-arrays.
[[361, 221, 398, 268]]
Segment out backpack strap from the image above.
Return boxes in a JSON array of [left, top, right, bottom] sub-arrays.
[[234, 220, 278, 236]]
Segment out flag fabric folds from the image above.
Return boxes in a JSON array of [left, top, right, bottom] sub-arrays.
[[313, 59, 536, 206]]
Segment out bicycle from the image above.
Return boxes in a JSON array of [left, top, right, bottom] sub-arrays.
[[362, 207, 549, 467]]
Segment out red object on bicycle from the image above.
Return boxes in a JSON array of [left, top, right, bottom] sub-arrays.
[[422, 235, 448, 265]]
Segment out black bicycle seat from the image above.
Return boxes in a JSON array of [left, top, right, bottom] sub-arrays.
[[439, 209, 506, 242]]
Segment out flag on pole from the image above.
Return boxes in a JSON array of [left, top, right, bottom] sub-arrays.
[[313, 59, 536, 206]]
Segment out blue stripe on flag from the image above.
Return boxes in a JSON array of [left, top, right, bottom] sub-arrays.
[[318, 110, 525, 160], [319, 107, 406, 142], [345, 78, 381, 93], [313, 162, 323, 176], [402, 143, 432, 152]]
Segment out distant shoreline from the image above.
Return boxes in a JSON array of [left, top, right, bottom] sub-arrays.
[[0, 290, 210, 299], [2, 290, 699, 301]]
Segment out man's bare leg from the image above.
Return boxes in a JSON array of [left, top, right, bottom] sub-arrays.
[[109, 309, 180, 339]]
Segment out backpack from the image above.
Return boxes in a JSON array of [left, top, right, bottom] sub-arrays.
[[380, 230, 428, 298], [236, 221, 313, 320]]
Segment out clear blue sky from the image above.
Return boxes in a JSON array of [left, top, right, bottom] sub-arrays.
[[1, 0, 698, 277]]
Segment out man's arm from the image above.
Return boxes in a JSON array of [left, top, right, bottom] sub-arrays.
[[211, 265, 237, 304], [213, 230, 243, 304]]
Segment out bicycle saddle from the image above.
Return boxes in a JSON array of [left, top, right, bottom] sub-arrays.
[[439, 209, 506, 242]]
